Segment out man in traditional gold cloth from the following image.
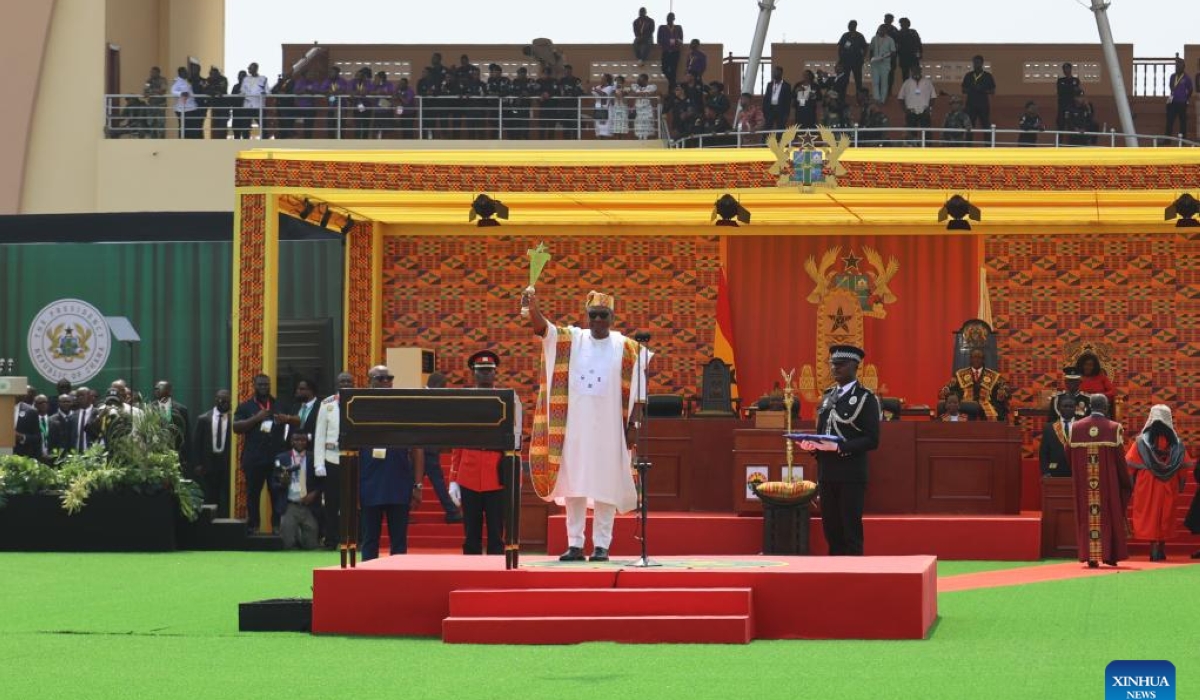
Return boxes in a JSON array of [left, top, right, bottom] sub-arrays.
[[939, 347, 1010, 421], [525, 289, 648, 562], [1067, 394, 1132, 568]]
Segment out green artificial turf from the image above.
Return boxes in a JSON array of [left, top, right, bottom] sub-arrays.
[[0, 552, 1192, 700]]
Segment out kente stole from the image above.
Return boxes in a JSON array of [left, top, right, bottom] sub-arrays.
[[530, 327, 637, 499]]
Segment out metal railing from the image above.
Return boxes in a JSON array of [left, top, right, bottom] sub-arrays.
[[103, 94, 664, 141], [671, 125, 1200, 149], [1132, 57, 1177, 97]]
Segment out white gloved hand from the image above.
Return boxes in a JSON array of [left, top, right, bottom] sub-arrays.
[[448, 481, 462, 507]]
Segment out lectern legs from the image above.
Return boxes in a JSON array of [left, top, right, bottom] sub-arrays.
[[339, 452, 360, 568], [503, 452, 522, 570]]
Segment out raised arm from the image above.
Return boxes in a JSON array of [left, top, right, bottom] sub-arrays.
[[524, 287, 550, 336]]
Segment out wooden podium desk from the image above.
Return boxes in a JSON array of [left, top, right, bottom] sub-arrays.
[[641, 416, 751, 512], [734, 421, 1022, 514]]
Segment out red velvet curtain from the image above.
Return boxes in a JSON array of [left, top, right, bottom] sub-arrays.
[[726, 234, 980, 414]]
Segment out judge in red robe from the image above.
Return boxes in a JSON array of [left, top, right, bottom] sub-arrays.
[[1067, 395, 1132, 567], [1125, 404, 1190, 561]]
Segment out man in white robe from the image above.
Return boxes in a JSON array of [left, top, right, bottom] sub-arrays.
[[526, 289, 648, 562]]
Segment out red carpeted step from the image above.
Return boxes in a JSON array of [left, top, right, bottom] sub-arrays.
[[408, 535, 465, 549], [442, 587, 754, 643], [443, 614, 753, 644], [448, 587, 752, 618]]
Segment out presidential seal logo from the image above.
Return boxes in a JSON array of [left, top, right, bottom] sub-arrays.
[[27, 299, 111, 384]]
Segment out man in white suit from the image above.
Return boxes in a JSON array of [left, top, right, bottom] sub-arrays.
[[314, 371, 354, 549]]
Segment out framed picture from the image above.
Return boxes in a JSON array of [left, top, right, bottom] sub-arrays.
[[745, 465, 769, 500]]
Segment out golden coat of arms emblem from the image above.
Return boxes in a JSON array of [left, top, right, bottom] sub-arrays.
[[798, 246, 900, 403]]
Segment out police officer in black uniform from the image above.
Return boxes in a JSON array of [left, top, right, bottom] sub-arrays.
[[486, 63, 512, 139], [509, 67, 534, 139], [1046, 365, 1089, 420], [807, 345, 880, 556], [1054, 63, 1081, 132]]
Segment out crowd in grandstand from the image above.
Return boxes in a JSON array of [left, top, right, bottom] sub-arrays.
[[105, 8, 1197, 144]]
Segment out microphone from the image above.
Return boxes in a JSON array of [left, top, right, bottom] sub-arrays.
[[633, 331, 651, 343]]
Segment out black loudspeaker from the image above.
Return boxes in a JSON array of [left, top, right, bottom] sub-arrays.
[[238, 598, 313, 632]]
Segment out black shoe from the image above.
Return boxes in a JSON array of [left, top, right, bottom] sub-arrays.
[[1086, 560, 1099, 569], [589, 547, 609, 562], [558, 546, 585, 562], [445, 512, 463, 524], [1191, 549, 1200, 560]]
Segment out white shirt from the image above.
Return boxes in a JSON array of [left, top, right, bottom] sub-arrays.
[[241, 74, 269, 108], [171, 77, 197, 112], [837, 380, 858, 398], [770, 81, 783, 105], [897, 76, 935, 113]]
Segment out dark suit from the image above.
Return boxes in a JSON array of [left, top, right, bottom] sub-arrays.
[[73, 406, 97, 451], [234, 395, 287, 530], [13, 407, 43, 459], [1039, 419, 1072, 477], [194, 408, 232, 513], [47, 411, 77, 456], [359, 447, 417, 561], [815, 382, 881, 555], [762, 80, 793, 131], [156, 401, 191, 471], [290, 399, 319, 442]]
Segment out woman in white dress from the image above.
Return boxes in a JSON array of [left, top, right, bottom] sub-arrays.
[[610, 75, 630, 137], [592, 73, 616, 138], [632, 73, 658, 140]]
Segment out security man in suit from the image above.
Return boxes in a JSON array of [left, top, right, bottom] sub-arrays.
[[806, 345, 880, 556], [359, 365, 425, 561], [13, 398, 44, 460]]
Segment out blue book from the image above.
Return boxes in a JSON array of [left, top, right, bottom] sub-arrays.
[[784, 433, 845, 443]]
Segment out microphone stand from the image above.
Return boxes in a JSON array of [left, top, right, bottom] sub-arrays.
[[629, 331, 660, 568]]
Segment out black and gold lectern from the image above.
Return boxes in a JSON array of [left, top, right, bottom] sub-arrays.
[[338, 388, 522, 569]]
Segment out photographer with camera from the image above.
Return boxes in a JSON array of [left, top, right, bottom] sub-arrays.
[[273, 431, 323, 550]]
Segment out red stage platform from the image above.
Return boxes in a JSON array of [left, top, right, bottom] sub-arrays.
[[312, 554, 938, 642], [544, 511, 1041, 560]]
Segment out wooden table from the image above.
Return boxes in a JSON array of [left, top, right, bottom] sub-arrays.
[[734, 421, 1023, 514]]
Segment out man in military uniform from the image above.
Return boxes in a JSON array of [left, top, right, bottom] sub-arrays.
[[1054, 63, 1081, 132], [532, 66, 557, 139], [509, 67, 534, 139], [801, 345, 881, 556], [448, 350, 510, 555], [485, 63, 512, 139], [555, 64, 585, 139], [1047, 365, 1089, 420]]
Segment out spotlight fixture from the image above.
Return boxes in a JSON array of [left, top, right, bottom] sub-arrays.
[[340, 215, 355, 235], [469, 194, 509, 227], [711, 194, 751, 227], [937, 194, 981, 231], [319, 205, 333, 228], [1165, 193, 1199, 228], [298, 198, 315, 220]]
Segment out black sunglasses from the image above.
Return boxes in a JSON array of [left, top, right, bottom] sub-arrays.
[[371, 374, 395, 381], [588, 311, 611, 320]]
